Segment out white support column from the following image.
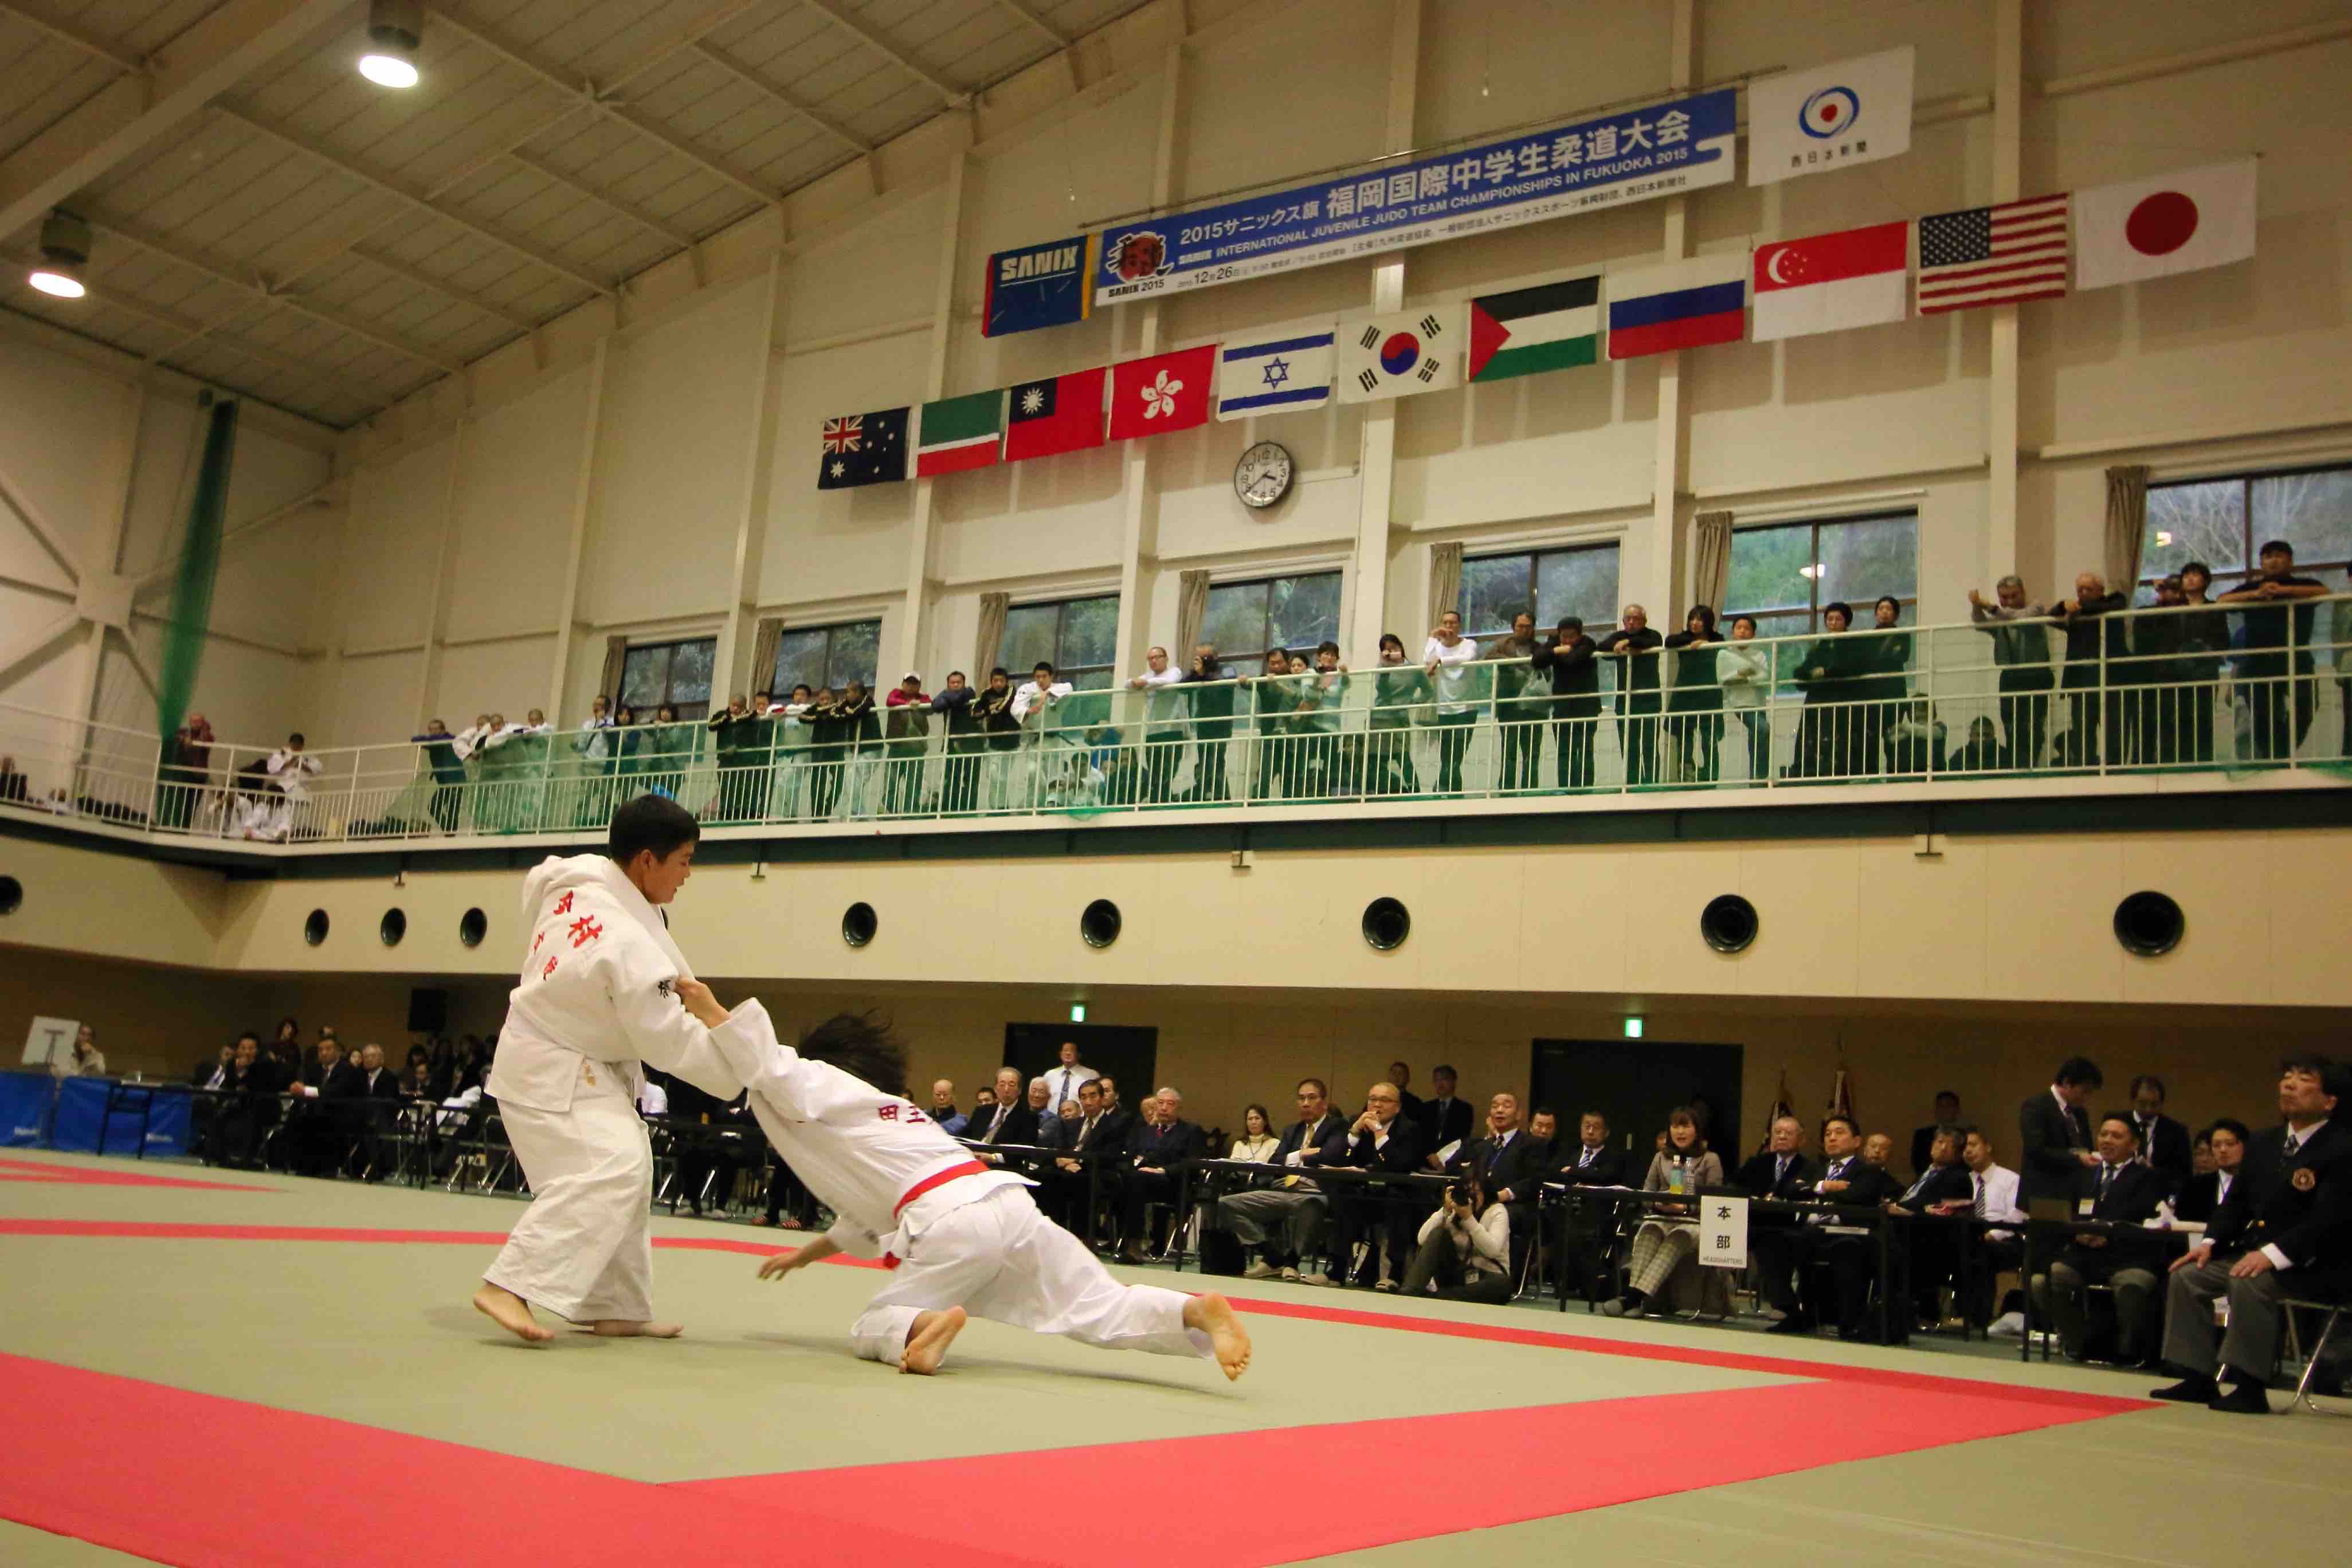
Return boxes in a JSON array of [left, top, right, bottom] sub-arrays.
[[712, 254, 787, 702], [414, 416, 468, 727], [1986, 0, 2025, 582], [1344, 0, 1424, 663], [69, 373, 146, 744], [1642, 0, 1698, 623], [546, 338, 612, 718], [1108, 41, 1186, 684], [893, 140, 971, 677]]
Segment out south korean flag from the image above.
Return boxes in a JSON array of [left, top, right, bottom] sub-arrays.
[[1336, 304, 1465, 403]]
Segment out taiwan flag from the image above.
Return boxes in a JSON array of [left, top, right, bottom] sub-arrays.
[[1108, 344, 1216, 440], [1605, 254, 1747, 359], [1003, 368, 1107, 462], [2074, 158, 2255, 292], [815, 407, 908, 489]]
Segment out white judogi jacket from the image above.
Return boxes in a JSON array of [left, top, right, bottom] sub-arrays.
[[487, 855, 743, 1114], [711, 1000, 1029, 1263]]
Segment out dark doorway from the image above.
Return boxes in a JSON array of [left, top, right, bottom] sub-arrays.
[[1528, 1038, 1744, 1170], [1005, 1022, 1158, 1110]]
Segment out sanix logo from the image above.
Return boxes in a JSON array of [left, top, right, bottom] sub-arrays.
[[1106, 230, 1169, 283]]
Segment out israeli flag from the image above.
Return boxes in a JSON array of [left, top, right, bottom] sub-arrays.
[[1215, 330, 1335, 421]]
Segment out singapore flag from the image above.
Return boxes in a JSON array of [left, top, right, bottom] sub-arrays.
[[2075, 158, 2256, 291], [1751, 220, 1909, 342]]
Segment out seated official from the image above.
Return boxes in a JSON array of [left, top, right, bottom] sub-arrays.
[[1310, 1081, 1425, 1290], [1222, 1079, 1349, 1281], [1738, 1114, 1816, 1308], [1034, 1097, 1080, 1151], [2153, 1056, 2351, 1415], [1120, 1088, 1202, 1261], [966, 1067, 1038, 1162], [1400, 1167, 1513, 1303], [284, 1038, 363, 1176], [1552, 1110, 1629, 1303], [1757, 1115, 1902, 1340], [2174, 1119, 2247, 1224], [2044, 1115, 2167, 1363], [1448, 1092, 1545, 1276], [1040, 1079, 1122, 1233], [1884, 1127, 1975, 1329], [1601, 1109, 1724, 1319], [927, 1079, 969, 1138], [203, 1033, 283, 1169], [662, 1075, 755, 1217]]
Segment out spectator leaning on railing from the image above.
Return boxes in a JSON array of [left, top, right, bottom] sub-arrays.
[[1530, 617, 1600, 790], [1367, 633, 1429, 797], [1180, 643, 1235, 803], [2218, 539, 2327, 763], [882, 673, 931, 815], [1716, 616, 1771, 784], [931, 672, 981, 814], [1421, 611, 1480, 794], [1664, 605, 1725, 786], [1968, 576, 2053, 771], [1126, 646, 1189, 805], [1596, 606, 1662, 786], [1487, 613, 1544, 793], [159, 711, 213, 828], [2051, 575, 2129, 770]]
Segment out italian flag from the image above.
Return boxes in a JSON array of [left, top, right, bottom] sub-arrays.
[[1467, 273, 1600, 383], [915, 390, 1003, 476]]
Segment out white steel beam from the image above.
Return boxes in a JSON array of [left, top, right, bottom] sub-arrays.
[[993, 0, 1071, 51], [799, 0, 966, 107], [505, 151, 697, 249], [691, 40, 875, 158], [346, 245, 536, 334]]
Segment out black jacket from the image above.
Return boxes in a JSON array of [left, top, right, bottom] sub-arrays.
[[969, 1100, 1038, 1147], [1182, 661, 1236, 735], [2174, 1169, 2230, 1225], [2130, 1111, 2193, 1197], [1894, 1161, 1975, 1211], [1450, 1129, 1547, 1201], [1800, 1153, 1900, 1211], [1554, 1141, 1628, 1186], [1418, 1096, 1473, 1153], [1736, 1148, 1814, 1200], [2018, 1090, 2094, 1205], [1335, 1114, 1424, 1175], [1595, 626, 1663, 703], [2205, 1120, 2352, 1270], [2065, 1159, 2167, 1265], [1127, 1116, 1201, 1169], [1530, 634, 1601, 720], [970, 685, 1020, 749], [1908, 1123, 1942, 1180], [1664, 629, 1724, 713]]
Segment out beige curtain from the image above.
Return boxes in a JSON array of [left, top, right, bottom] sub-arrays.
[[1428, 542, 1464, 628], [1174, 570, 1213, 654], [597, 635, 629, 708], [1692, 510, 1734, 614], [974, 591, 1011, 676], [2104, 465, 2150, 594], [748, 618, 783, 697]]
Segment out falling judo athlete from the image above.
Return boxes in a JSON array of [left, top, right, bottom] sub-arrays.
[[669, 979, 1251, 1380]]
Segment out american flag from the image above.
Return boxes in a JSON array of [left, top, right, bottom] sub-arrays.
[[1916, 194, 2070, 313]]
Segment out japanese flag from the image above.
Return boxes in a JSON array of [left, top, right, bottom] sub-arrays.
[[2075, 158, 2256, 291]]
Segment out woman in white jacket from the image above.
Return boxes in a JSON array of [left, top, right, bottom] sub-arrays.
[[1716, 614, 1775, 785]]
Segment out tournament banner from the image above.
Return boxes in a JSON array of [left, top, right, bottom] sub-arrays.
[[1085, 88, 1734, 310], [982, 233, 1098, 338]]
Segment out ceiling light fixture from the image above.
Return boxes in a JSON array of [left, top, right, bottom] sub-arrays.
[[28, 210, 90, 299], [359, 0, 422, 89]]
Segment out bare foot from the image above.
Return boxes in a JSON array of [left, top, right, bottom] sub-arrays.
[[473, 1282, 554, 1344], [900, 1306, 967, 1375], [588, 1319, 684, 1338], [1185, 1292, 1252, 1381]]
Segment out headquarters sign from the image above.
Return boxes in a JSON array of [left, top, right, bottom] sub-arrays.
[[1083, 88, 1734, 312]]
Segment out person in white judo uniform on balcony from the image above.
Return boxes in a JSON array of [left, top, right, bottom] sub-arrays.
[[668, 983, 1251, 1380], [471, 794, 746, 1344]]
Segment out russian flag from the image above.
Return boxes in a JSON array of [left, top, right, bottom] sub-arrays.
[[1605, 254, 1749, 360]]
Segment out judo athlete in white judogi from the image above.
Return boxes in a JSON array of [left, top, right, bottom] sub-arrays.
[[669, 986, 1251, 1380], [472, 795, 746, 1344]]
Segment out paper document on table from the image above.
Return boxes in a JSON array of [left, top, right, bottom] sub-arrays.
[[1436, 1139, 1462, 1165]]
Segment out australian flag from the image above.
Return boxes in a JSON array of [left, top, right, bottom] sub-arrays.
[[816, 407, 910, 489]]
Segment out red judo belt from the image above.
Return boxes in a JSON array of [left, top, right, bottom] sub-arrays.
[[893, 1160, 989, 1217]]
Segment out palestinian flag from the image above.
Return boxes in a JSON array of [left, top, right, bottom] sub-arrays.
[[1467, 273, 1600, 383], [915, 390, 1003, 476]]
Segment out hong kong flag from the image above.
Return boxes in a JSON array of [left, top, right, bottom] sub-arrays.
[[1107, 344, 1216, 440], [1003, 367, 1107, 462], [2075, 158, 2255, 291]]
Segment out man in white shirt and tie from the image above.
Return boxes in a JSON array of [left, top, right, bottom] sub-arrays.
[[1045, 1041, 1099, 1115]]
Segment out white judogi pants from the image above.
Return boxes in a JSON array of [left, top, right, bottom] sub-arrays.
[[484, 1065, 655, 1324], [849, 1186, 1210, 1369]]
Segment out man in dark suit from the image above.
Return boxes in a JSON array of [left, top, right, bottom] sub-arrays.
[[2153, 1056, 2352, 1414], [1760, 1116, 1902, 1340], [191, 1044, 233, 1090], [1735, 1114, 1814, 1200], [2128, 1074, 2193, 1198], [1038, 1079, 1117, 1234], [1385, 1061, 1425, 1126], [967, 1066, 1038, 1157], [1448, 1093, 1547, 1280], [1219, 1078, 1350, 1280], [1118, 1088, 1203, 1260], [2045, 1115, 2169, 1362], [205, 1032, 280, 1169], [2018, 1056, 2103, 1205], [1910, 1091, 1961, 1179], [2175, 1118, 2249, 1224], [1318, 1081, 1426, 1289], [1417, 1065, 1472, 1163], [1551, 1110, 1630, 1303], [1092, 1074, 1136, 1153], [1887, 1126, 1978, 1329]]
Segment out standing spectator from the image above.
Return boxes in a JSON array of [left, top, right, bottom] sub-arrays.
[[930, 672, 982, 815], [1418, 1065, 1472, 1159], [838, 684, 882, 814], [1421, 612, 1480, 794], [1969, 577, 2053, 771], [2175, 562, 2229, 764], [1041, 1041, 1099, 1115], [1910, 1091, 1962, 1178], [881, 673, 931, 816], [1298, 642, 1350, 797], [800, 687, 848, 820], [2019, 1056, 2103, 1204], [2175, 1118, 2248, 1224], [1597, 606, 1664, 786], [2338, 565, 2352, 761], [413, 719, 466, 833], [2051, 573, 2130, 769], [1487, 612, 1545, 792], [1180, 644, 1235, 803], [642, 702, 692, 801], [1600, 1108, 1724, 1318], [1367, 634, 1429, 796], [2126, 578, 2192, 765], [1716, 615, 1773, 783], [1384, 1062, 1425, 1126], [0, 753, 26, 803], [2045, 1114, 2167, 1363], [2128, 1075, 2193, 1197], [1249, 651, 1301, 801], [706, 695, 754, 821], [1862, 597, 1917, 776], [1530, 616, 1600, 790], [1664, 605, 1726, 785], [1790, 601, 1864, 779], [1013, 662, 1074, 808], [1221, 1079, 1349, 1281], [2219, 539, 2327, 762], [969, 670, 1021, 810], [1126, 646, 1189, 805], [571, 695, 618, 825], [264, 733, 323, 840], [158, 712, 214, 829]]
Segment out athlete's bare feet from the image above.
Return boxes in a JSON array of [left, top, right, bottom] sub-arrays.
[[588, 1319, 684, 1338], [1185, 1292, 1252, 1381], [900, 1306, 966, 1375], [473, 1281, 554, 1344]]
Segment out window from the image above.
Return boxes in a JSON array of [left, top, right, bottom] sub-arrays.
[[618, 637, 716, 719], [771, 618, 880, 697], [2139, 464, 2352, 604], [1199, 570, 1342, 676], [1725, 511, 1918, 640], [1459, 543, 1621, 641], [1001, 593, 1119, 689]]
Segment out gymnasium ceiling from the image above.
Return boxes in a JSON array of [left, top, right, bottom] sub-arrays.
[[0, 0, 1150, 430]]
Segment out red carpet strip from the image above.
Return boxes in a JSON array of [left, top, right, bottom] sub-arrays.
[[0, 1158, 269, 1193]]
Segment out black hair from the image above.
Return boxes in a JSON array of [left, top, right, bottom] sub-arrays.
[[1730, 614, 1757, 634], [2257, 538, 2294, 558], [1686, 604, 1718, 632], [608, 792, 700, 865], [795, 1012, 909, 1099], [1824, 600, 1853, 624], [1950, 1122, 1982, 1141], [2179, 559, 2212, 579], [287, 732, 305, 746], [2129, 1073, 2166, 1100], [989, 667, 1008, 679], [1875, 594, 1901, 618], [1296, 1076, 1328, 1099], [1243, 1102, 1272, 1132], [1559, 616, 1585, 634], [2203, 1116, 2251, 1144], [1432, 1064, 1457, 1080], [2055, 1056, 2104, 1089], [234, 1031, 260, 1048], [791, 684, 812, 697], [1935, 1089, 1961, 1104], [1378, 632, 1405, 654], [2100, 1112, 2140, 1142], [1033, 661, 1056, 676], [1823, 1114, 1859, 1140], [1316, 640, 1341, 658], [1531, 1104, 1557, 1121], [2280, 1052, 2352, 1106]]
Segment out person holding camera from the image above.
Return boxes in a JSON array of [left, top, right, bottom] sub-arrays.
[[1398, 1167, 1513, 1303]]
